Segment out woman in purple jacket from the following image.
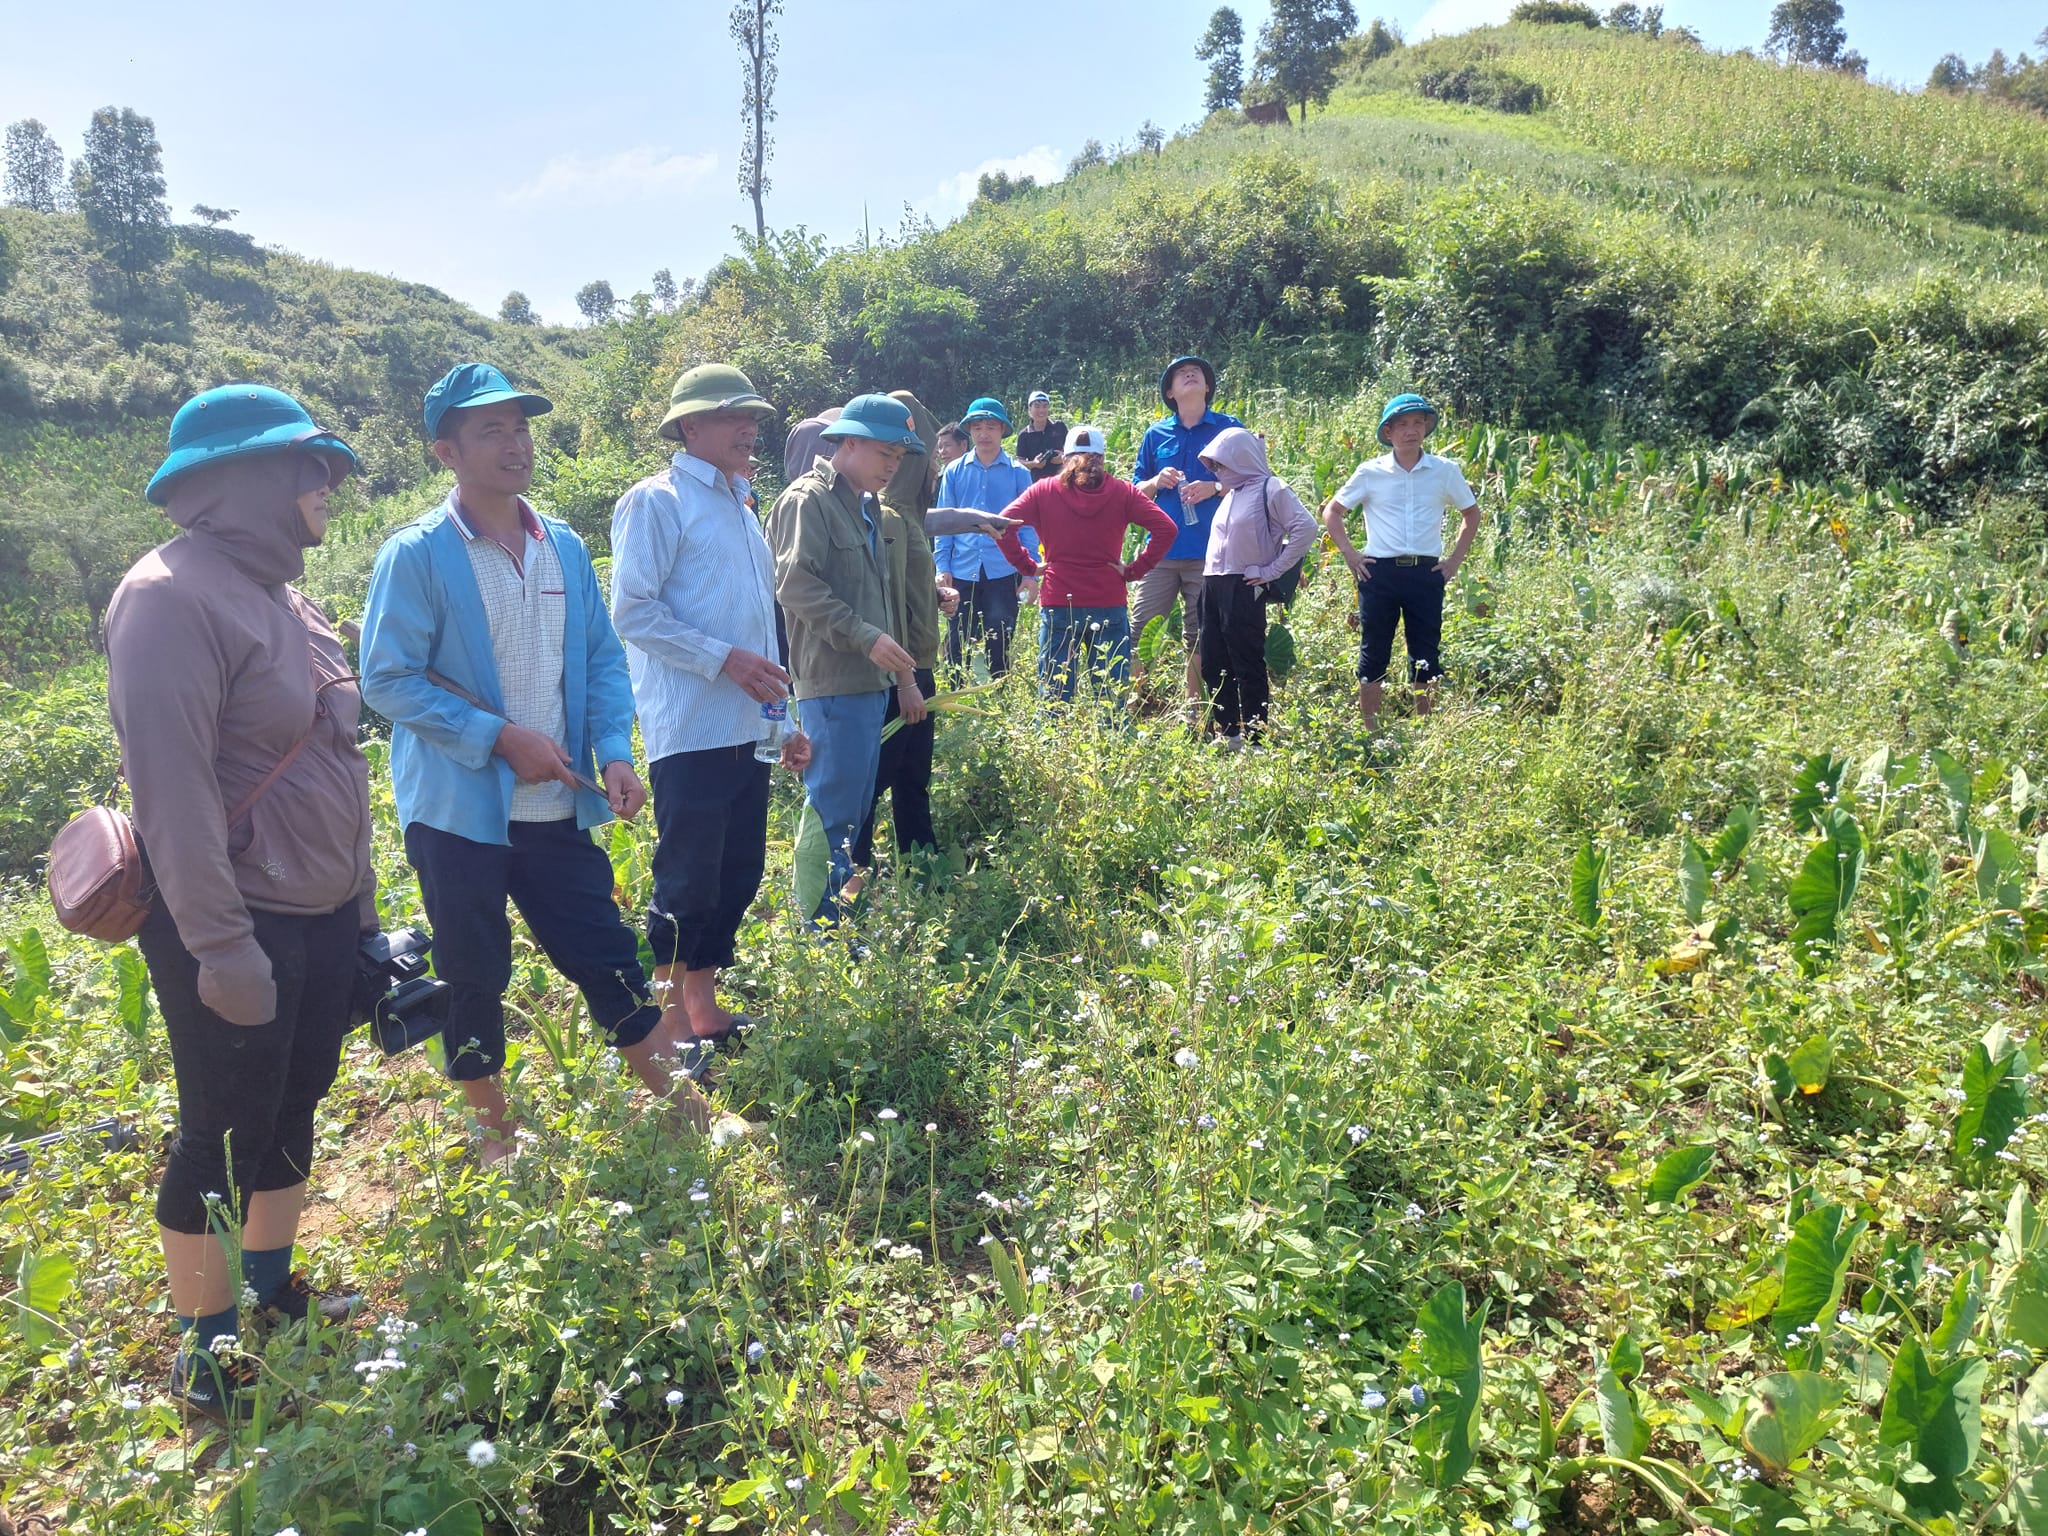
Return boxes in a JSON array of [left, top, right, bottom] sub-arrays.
[[1198, 428, 1319, 746]]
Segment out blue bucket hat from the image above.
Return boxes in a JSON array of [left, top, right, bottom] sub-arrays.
[[819, 394, 925, 449], [960, 396, 1012, 433], [423, 362, 553, 440], [146, 384, 359, 506], [1377, 393, 1440, 445], [1160, 354, 1216, 407]]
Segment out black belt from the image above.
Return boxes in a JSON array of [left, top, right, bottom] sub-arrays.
[[1369, 554, 1432, 567]]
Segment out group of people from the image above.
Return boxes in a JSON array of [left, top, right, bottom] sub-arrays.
[[94, 350, 1481, 1421]]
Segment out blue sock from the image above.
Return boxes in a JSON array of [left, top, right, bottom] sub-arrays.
[[241, 1245, 292, 1307], [179, 1305, 240, 1366]]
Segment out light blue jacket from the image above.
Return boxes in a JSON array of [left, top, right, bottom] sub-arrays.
[[359, 496, 636, 845], [934, 452, 1037, 580]]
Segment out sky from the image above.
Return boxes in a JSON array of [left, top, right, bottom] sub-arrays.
[[0, 0, 2033, 324]]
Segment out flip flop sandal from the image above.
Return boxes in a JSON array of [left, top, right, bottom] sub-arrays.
[[673, 1039, 717, 1083]]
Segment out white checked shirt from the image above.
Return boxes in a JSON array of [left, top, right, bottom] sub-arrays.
[[610, 452, 780, 759], [450, 495, 575, 822], [1333, 452, 1477, 558]]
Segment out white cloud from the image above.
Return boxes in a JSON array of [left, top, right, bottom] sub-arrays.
[[505, 145, 719, 209], [1413, 0, 1516, 39], [921, 145, 1064, 218]]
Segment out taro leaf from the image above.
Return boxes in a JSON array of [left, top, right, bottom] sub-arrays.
[[383, 1484, 484, 1536], [110, 944, 149, 1040], [1, 927, 51, 1026], [987, 1239, 1028, 1321], [1931, 747, 1973, 835], [1878, 1335, 1984, 1517], [1265, 621, 1297, 681], [1771, 1203, 1867, 1353], [12, 1247, 74, 1349], [1789, 753, 1849, 831], [1972, 826, 2027, 911], [1609, 1332, 1645, 1381], [2018, 765, 2039, 831], [1679, 836, 1710, 925], [1865, 1235, 1924, 1318], [1412, 1280, 1486, 1489], [1020, 1425, 1063, 1463], [1740, 1371, 1841, 1475], [792, 801, 830, 924], [1860, 744, 1907, 795], [1788, 808, 1866, 974], [1952, 1026, 2032, 1178], [2013, 1361, 2048, 1536], [1570, 839, 1605, 932], [1712, 806, 1759, 873], [1136, 613, 1169, 671], [1596, 1345, 1652, 1461], [1929, 1260, 1987, 1362], [1646, 1143, 1715, 1207], [2010, 1256, 2048, 1353], [1706, 1273, 1783, 1330], [1783, 1034, 1833, 1096], [1762, 1052, 1795, 1104]]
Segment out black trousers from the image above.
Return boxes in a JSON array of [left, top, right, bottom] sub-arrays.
[[647, 744, 772, 972], [854, 667, 937, 867], [403, 818, 660, 1082], [945, 575, 1020, 679], [1200, 574, 1271, 739], [140, 899, 358, 1235]]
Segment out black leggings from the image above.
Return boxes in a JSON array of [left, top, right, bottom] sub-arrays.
[[1200, 574, 1271, 739], [139, 900, 358, 1235]]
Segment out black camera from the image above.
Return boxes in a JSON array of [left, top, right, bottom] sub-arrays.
[[350, 927, 453, 1056]]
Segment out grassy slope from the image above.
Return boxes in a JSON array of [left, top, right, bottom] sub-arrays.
[[5, 29, 2048, 1535]]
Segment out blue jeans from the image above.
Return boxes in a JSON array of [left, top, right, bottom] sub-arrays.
[[1038, 606, 1132, 702], [799, 689, 889, 920]]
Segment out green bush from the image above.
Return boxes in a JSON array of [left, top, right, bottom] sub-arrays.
[[0, 667, 119, 875]]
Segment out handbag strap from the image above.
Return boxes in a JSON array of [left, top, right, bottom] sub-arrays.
[[223, 672, 355, 828]]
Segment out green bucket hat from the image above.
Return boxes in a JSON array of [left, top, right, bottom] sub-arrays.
[[659, 363, 777, 441], [820, 394, 924, 448], [146, 384, 359, 506], [1377, 392, 1440, 445]]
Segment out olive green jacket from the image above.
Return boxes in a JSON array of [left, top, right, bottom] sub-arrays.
[[881, 390, 943, 670], [765, 460, 896, 701]]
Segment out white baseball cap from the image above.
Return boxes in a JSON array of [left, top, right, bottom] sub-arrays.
[[1028, 390, 1051, 404], [1063, 425, 1107, 455]]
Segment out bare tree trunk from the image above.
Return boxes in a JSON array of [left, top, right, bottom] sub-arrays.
[[748, 10, 767, 243]]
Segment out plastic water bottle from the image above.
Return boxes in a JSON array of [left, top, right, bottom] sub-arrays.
[[755, 698, 791, 764]]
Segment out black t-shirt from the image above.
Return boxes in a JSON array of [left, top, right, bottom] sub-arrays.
[[1016, 420, 1068, 479]]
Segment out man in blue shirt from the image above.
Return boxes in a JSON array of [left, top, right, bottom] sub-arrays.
[[933, 396, 1036, 679], [1131, 355, 1244, 709]]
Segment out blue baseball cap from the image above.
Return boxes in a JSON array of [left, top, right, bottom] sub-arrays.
[[423, 362, 553, 440], [819, 394, 925, 449], [960, 396, 1012, 433], [146, 384, 359, 506], [1377, 392, 1440, 445]]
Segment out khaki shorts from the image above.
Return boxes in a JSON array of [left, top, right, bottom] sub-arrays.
[[1130, 558, 1205, 650]]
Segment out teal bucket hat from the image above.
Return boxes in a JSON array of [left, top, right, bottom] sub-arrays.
[[146, 384, 359, 506], [423, 362, 553, 440], [960, 396, 1012, 433], [820, 394, 925, 449], [1377, 392, 1440, 445]]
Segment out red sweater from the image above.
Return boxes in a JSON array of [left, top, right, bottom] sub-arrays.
[[995, 476, 1179, 608]]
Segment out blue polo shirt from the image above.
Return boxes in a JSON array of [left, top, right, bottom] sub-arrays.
[[1132, 408, 1245, 562], [934, 451, 1037, 580]]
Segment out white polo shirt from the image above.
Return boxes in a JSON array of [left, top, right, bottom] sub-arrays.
[[1333, 451, 1476, 558]]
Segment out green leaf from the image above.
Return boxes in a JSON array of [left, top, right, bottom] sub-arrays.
[[1596, 1354, 1651, 1460], [1740, 1371, 1841, 1475], [1931, 747, 1973, 834], [1953, 1026, 2032, 1177], [1771, 1202, 1867, 1352], [1645, 1143, 1714, 1206], [1788, 807, 1866, 974], [1020, 1425, 1062, 1463], [1782, 1033, 1833, 1096], [1570, 838, 1605, 931], [1789, 753, 1849, 830], [1711, 805, 1759, 872], [1972, 825, 2027, 911], [1929, 1260, 1986, 1361], [1412, 1280, 1486, 1490], [1678, 836, 1709, 925], [792, 801, 830, 923], [2013, 1361, 2048, 1536], [1706, 1273, 1782, 1330], [1877, 1336, 1984, 1516], [1264, 620, 1297, 681], [988, 1240, 1028, 1321], [12, 1248, 74, 1349], [2, 927, 50, 1024], [110, 944, 149, 1038]]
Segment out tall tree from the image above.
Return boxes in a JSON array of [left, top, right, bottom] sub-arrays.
[[1197, 9, 1246, 113], [1137, 121, 1166, 156], [575, 279, 617, 325], [72, 107, 171, 293], [186, 204, 237, 273], [1359, 17, 1403, 61], [4, 119, 68, 212], [1764, 0, 1850, 68], [499, 291, 537, 325], [1254, 0, 1360, 124], [652, 268, 679, 311], [730, 0, 782, 243]]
